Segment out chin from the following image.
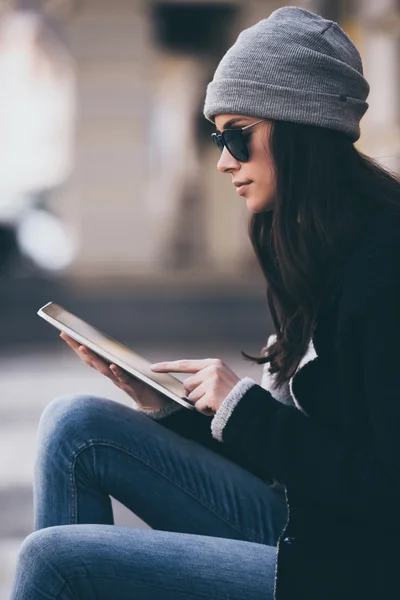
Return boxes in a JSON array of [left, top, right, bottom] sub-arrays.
[[245, 197, 274, 213]]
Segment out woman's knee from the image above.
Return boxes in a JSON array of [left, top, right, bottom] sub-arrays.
[[14, 527, 76, 595], [36, 394, 151, 460], [36, 394, 115, 458], [16, 528, 61, 579], [17, 528, 49, 568]]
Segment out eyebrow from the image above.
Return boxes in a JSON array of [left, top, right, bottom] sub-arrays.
[[215, 117, 249, 133]]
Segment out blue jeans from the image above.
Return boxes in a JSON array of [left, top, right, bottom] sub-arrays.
[[11, 394, 288, 599]]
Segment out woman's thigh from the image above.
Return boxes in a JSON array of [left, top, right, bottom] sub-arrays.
[[12, 525, 277, 600], [35, 395, 287, 545]]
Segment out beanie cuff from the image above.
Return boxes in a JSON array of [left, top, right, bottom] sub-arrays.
[[204, 78, 368, 142]]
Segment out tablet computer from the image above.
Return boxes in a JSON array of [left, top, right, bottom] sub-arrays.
[[37, 302, 194, 410]]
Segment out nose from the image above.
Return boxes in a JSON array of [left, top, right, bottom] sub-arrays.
[[217, 147, 241, 174]]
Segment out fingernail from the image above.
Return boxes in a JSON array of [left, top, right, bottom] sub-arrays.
[[151, 364, 160, 370]]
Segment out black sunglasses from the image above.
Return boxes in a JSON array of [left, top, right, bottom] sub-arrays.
[[211, 119, 265, 162]]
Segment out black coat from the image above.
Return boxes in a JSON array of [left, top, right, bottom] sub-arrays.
[[159, 208, 400, 599]]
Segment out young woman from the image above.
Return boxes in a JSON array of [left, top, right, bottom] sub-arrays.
[[11, 7, 400, 600]]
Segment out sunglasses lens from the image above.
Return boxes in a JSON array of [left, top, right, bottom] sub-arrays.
[[223, 130, 250, 162], [211, 133, 224, 154]]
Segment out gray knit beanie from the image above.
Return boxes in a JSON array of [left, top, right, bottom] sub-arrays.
[[203, 6, 369, 142]]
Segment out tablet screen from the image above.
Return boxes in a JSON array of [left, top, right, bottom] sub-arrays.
[[39, 302, 188, 402]]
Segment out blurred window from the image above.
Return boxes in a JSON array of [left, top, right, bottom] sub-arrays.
[[0, 9, 75, 220]]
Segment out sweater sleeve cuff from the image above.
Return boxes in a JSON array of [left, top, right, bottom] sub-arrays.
[[211, 377, 257, 442], [133, 400, 184, 420]]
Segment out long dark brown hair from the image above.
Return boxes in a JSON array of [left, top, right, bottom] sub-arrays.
[[242, 120, 400, 389]]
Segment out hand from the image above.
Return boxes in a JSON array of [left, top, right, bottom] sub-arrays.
[[151, 358, 240, 416], [60, 333, 170, 410]]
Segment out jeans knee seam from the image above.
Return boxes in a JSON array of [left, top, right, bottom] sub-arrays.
[[69, 438, 261, 543]]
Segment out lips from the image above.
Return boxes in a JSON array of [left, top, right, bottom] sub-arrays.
[[233, 181, 252, 188], [234, 182, 252, 196]]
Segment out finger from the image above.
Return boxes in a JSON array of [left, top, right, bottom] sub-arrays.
[[194, 395, 215, 416], [60, 332, 72, 342], [76, 346, 97, 368], [81, 349, 114, 377], [60, 335, 95, 363], [61, 335, 118, 382], [110, 364, 134, 384], [186, 382, 207, 403], [61, 337, 94, 368], [60, 333, 81, 352], [183, 374, 204, 394], [151, 359, 218, 374], [110, 366, 148, 394], [183, 364, 218, 394], [75, 346, 112, 377]]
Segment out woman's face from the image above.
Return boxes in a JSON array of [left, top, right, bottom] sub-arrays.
[[214, 114, 276, 213]]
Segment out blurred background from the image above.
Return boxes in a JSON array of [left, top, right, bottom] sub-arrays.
[[1, 0, 399, 596]]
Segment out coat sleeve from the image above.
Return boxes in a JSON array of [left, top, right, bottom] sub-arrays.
[[213, 245, 400, 518], [133, 361, 267, 456], [132, 400, 219, 450]]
